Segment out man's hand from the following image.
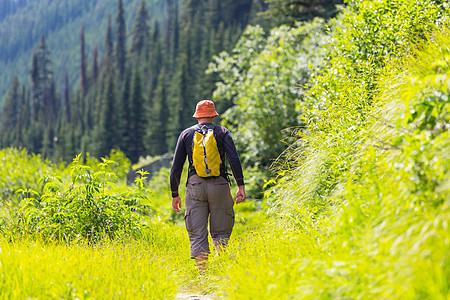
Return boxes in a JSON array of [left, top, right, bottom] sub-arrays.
[[172, 196, 182, 212], [236, 185, 246, 204]]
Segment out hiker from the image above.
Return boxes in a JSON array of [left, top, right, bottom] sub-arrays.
[[170, 100, 246, 271]]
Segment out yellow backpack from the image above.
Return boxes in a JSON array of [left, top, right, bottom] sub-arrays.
[[192, 126, 222, 177]]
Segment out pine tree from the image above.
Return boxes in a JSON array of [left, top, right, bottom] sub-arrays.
[[165, 0, 178, 71], [172, 1, 179, 63], [80, 25, 88, 95], [0, 76, 20, 147], [147, 68, 172, 155], [28, 34, 57, 156], [130, 0, 150, 59], [16, 85, 29, 147], [117, 67, 132, 155], [206, 0, 221, 31], [105, 15, 114, 66], [92, 45, 99, 84], [148, 21, 162, 92], [165, 58, 189, 150], [263, 0, 343, 24], [95, 70, 116, 158], [128, 67, 145, 163], [64, 73, 71, 123], [30, 34, 53, 123], [115, 0, 127, 79]]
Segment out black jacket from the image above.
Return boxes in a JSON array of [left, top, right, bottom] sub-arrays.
[[170, 123, 245, 197]]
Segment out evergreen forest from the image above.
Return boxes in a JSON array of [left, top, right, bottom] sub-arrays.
[[1, 0, 269, 162], [0, 0, 449, 298]]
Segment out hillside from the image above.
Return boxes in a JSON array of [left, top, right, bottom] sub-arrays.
[[0, 0, 261, 163], [0, 0, 167, 108], [0, 0, 448, 298]]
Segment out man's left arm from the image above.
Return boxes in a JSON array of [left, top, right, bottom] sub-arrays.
[[170, 133, 187, 211]]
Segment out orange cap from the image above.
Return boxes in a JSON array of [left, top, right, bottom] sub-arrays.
[[193, 100, 219, 118]]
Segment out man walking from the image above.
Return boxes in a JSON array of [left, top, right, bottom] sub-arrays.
[[170, 100, 246, 271]]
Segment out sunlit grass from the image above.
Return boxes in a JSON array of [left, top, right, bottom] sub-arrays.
[[0, 221, 194, 299], [197, 31, 450, 299]]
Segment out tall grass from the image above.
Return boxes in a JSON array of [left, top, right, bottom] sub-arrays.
[[195, 31, 450, 299], [0, 221, 193, 299]]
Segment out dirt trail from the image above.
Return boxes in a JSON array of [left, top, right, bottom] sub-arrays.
[[176, 294, 214, 300]]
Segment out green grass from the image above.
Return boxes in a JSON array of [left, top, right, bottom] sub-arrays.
[[0, 221, 194, 299]]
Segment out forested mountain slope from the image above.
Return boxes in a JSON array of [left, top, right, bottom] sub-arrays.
[[0, 0, 166, 108], [0, 0, 261, 163]]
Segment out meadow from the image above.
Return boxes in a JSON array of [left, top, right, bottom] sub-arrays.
[[1, 0, 449, 299]]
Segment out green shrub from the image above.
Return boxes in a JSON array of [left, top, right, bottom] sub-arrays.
[[271, 0, 450, 218], [208, 19, 328, 167], [0, 148, 55, 205], [1, 154, 152, 243]]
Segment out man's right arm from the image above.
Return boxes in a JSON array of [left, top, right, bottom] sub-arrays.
[[222, 128, 246, 203], [222, 128, 245, 187]]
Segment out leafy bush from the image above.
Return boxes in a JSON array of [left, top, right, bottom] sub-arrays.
[[2, 154, 152, 243], [271, 0, 450, 217], [0, 148, 55, 205], [208, 19, 329, 167]]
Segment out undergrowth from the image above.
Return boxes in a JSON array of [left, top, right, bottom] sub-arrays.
[[196, 29, 450, 300]]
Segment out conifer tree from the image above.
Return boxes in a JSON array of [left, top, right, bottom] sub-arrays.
[[165, 0, 178, 71], [172, 1, 179, 62], [148, 21, 162, 92], [128, 67, 145, 163], [92, 45, 99, 84], [0, 76, 20, 147], [16, 85, 29, 147], [130, 0, 150, 58], [30, 34, 53, 123], [80, 25, 88, 95], [96, 70, 116, 158], [117, 67, 132, 155], [115, 0, 127, 79], [172, 59, 189, 141], [264, 0, 343, 24], [145, 70, 168, 156], [105, 15, 114, 66], [28, 34, 57, 156], [64, 73, 71, 123], [206, 0, 221, 30]]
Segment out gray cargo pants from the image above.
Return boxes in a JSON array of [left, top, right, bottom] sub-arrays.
[[184, 174, 235, 258]]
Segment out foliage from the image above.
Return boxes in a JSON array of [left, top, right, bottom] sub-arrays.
[[0, 151, 146, 244], [262, 0, 344, 25], [209, 19, 328, 167], [273, 0, 450, 211], [1, 0, 449, 298], [308, 0, 449, 136], [0, 148, 55, 205], [196, 30, 450, 300]]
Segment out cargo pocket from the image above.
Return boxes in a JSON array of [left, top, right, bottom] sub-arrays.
[[211, 208, 235, 234], [225, 208, 235, 231], [184, 209, 192, 232]]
